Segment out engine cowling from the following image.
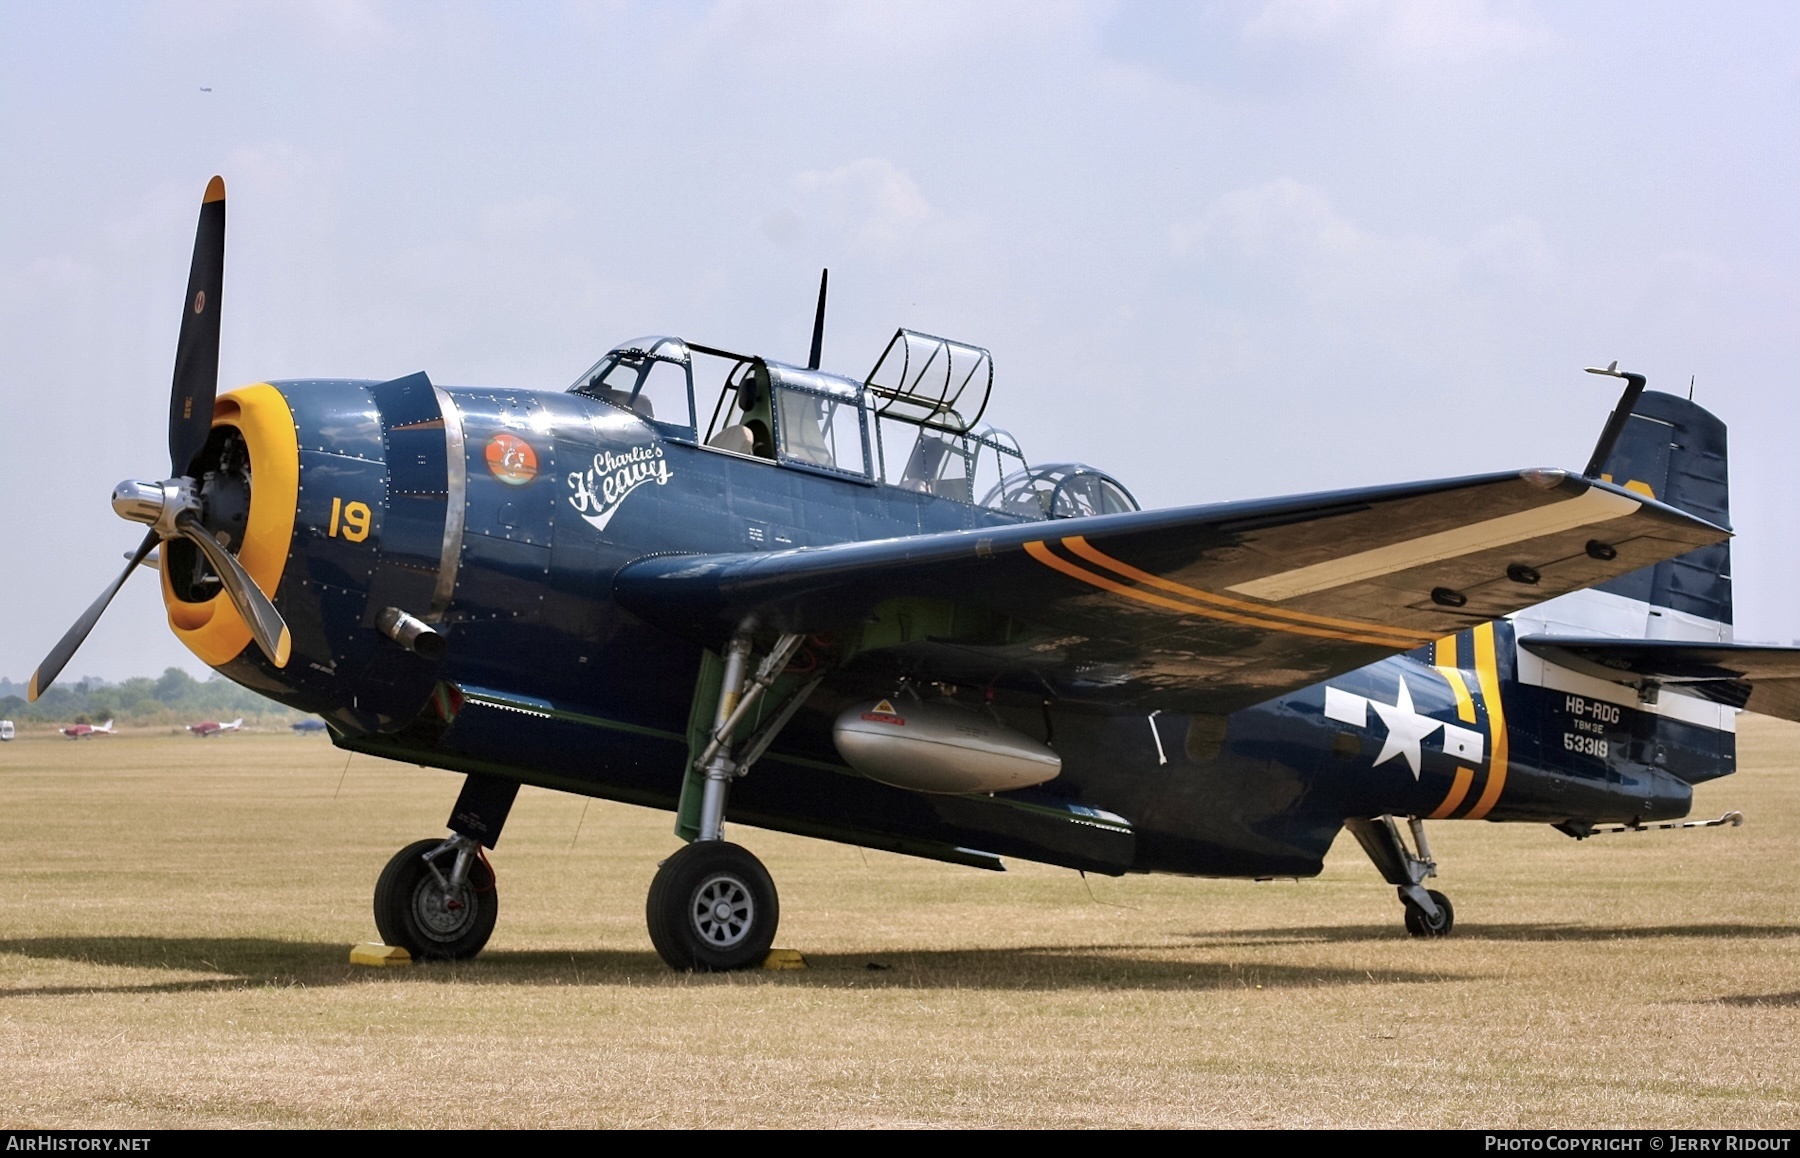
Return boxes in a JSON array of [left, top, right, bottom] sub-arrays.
[[832, 698, 1061, 794]]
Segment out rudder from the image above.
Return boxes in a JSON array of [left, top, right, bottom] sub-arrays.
[[1592, 391, 1732, 639]]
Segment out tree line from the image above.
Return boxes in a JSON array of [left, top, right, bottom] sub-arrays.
[[0, 668, 302, 726]]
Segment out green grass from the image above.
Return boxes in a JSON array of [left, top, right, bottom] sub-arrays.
[[0, 718, 1795, 1127]]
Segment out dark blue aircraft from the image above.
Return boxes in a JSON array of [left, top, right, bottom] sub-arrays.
[[31, 178, 1800, 968]]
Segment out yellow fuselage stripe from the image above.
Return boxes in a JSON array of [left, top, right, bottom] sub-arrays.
[[1464, 621, 1509, 819], [1427, 635, 1480, 817], [1432, 636, 1478, 724], [1428, 766, 1475, 819], [1063, 536, 1440, 644]]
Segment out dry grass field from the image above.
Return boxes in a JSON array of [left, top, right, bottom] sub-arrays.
[[0, 716, 1795, 1128]]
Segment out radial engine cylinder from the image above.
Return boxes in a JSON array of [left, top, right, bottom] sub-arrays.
[[832, 698, 1061, 794]]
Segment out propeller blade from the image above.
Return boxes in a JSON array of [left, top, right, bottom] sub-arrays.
[[28, 530, 160, 702], [177, 517, 291, 667], [169, 176, 226, 478]]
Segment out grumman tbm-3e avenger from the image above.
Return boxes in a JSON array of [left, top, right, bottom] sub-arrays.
[[29, 177, 1800, 969]]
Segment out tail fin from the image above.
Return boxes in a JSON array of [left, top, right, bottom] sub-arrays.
[[1594, 390, 1731, 635], [1515, 390, 1731, 642], [98, 719, 115, 733]]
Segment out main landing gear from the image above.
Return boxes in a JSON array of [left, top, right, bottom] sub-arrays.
[[647, 840, 780, 971], [1345, 814, 1455, 938], [373, 773, 519, 961], [648, 629, 811, 971]]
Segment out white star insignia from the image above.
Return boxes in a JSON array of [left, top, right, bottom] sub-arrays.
[[1367, 675, 1444, 779], [1325, 675, 1451, 780]]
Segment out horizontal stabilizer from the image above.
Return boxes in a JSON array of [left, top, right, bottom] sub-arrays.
[[1519, 636, 1800, 722]]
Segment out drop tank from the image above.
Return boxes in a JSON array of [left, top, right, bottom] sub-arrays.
[[832, 697, 1061, 794]]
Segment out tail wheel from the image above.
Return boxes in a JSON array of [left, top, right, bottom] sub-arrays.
[[1403, 889, 1454, 938], [646, 841, 779, 971], [374, 838, 498, 961]]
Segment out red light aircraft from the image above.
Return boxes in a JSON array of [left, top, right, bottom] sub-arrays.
[[60, 720, 116, 740], [187, 717, 244, 737]]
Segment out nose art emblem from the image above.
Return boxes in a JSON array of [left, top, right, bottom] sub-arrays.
[[485, 433, 538, 486]]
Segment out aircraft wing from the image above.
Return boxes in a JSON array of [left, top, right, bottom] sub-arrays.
[[1519, 637, 1800, 723], [615, 470, 1727, 712]]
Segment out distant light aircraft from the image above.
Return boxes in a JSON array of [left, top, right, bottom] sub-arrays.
[[28, 178, 1800, 969], [187, 717, 243, 737], [60, 720, 116, 740], [291, 718, 328, 734]]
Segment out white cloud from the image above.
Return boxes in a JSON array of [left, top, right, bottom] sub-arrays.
[[1245, 0, 1546, 66], [1168, 177, 1569, 377], [480, 194, 573, 236], [764, 158, 933, 257], [1173, 176, 1559, 307]]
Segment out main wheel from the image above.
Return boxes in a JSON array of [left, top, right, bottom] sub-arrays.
[[646, 841, 779, 971], [373, 838, 497, 961], [1403, 888, 1454, 937]]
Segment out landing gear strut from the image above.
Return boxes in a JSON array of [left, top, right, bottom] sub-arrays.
[[648, 628, 809, 971], [1346, 814, 1455, 938]]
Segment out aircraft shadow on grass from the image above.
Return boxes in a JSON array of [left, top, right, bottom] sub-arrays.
[[3, 925, 1790, 997], [1715, 991, 1800, 1008], [1179, 922, 1800, 946], [0, 934, 1466, 994]]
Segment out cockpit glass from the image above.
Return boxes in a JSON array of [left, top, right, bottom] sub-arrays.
[[884, 423, 1027, 509], [775, 386, 868, 476], [568, 337, 696, 436], [985, 464, 1139, 520]]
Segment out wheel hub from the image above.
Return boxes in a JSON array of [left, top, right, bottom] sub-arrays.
[[412, 878, 479, 940], [690, 873, 754, 948]]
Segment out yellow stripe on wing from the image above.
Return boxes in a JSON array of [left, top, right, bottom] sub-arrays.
[[1023, 541, 1426, 648], [1063, 536, 1439, 645]]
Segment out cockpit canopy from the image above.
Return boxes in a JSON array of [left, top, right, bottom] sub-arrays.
[[569, 336, 697, 437], [986, 463, 1140, 520], [567, 331, 1138, 521]]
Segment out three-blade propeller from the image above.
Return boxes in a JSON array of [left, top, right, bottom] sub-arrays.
[[28, 177, 291, 702]]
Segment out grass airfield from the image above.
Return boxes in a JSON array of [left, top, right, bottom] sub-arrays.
[[0, 719, 1795, 1129]]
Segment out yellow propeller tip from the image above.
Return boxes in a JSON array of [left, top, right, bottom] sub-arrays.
[[26, 672, 40, 703], [203, 175, 226, 204], [273, 628, 292, 669]]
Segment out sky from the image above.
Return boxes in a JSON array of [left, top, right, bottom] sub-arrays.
[[2, 0, 1796, 684]]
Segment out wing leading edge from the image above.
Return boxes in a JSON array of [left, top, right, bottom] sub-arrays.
[[616, 470, 1726, 713]]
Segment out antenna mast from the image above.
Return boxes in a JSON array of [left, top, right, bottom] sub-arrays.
[[807, 268, 828, 371]]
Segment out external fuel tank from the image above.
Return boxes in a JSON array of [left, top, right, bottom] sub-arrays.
[[831, 698, 1061, 794]]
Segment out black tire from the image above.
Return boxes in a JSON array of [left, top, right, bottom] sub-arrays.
[[646, 841, 779, 971], [1403, 889, 1454, 938], [373, 838, 497, 961]]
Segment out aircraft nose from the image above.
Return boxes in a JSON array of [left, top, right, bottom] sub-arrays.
[[162, 384, 300, 668]]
